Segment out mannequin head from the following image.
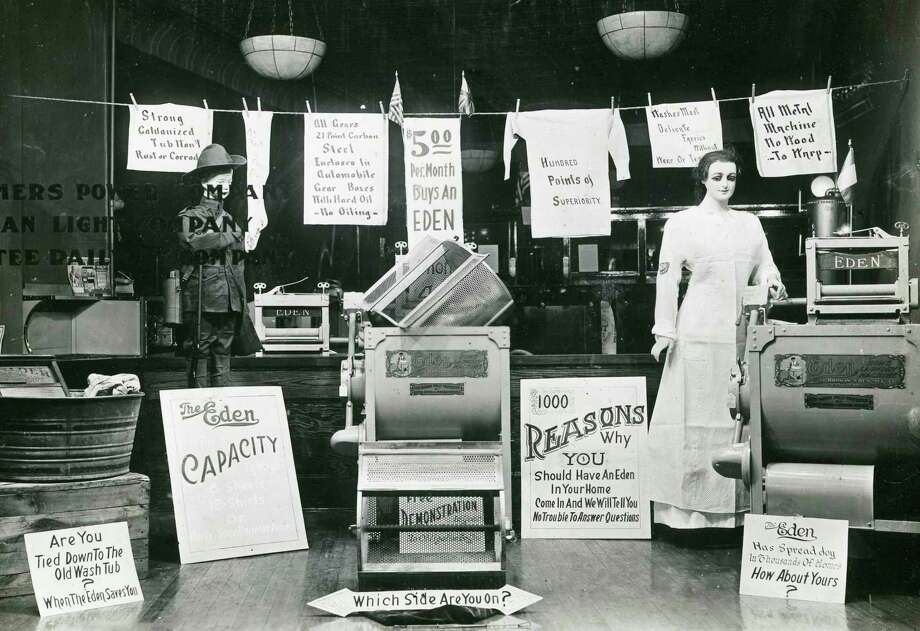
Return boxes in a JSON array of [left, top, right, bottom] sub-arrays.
[[200, 168, 234, 200], [695, 148, 741, 205]]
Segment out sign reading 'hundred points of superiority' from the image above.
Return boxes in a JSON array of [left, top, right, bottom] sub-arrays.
[[520, 377, 650, 539], [159, 386, 308, 564]]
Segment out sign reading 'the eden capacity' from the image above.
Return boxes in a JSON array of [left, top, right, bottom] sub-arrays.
[[520, 377, 650, 539], [160, 386, 308, 564]]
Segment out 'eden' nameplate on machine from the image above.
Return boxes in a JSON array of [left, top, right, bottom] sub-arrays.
[[816, 250, 898, 270]]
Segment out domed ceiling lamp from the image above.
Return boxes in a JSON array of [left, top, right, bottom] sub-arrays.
[[240, 0, 326, 80], [597, 1, 689, 61]]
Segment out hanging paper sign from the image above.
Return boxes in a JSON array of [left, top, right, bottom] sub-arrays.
[[506, 110, 613, 238], [159, 386, 309, 564], [740, 514, 848, 603], [647, 100, 723, 168], [243, 110, 273, 251], [749, 89, 837, 177], [402, 117, 464, 249], [24, 522, 143, 616], [127, 103, 213, 172], [304, 113, 389, 226], [520, 377, 650, 539], [309, 585, 542, 617]]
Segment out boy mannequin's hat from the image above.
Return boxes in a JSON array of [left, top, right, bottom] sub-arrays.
[[184, 144, 246, 183]]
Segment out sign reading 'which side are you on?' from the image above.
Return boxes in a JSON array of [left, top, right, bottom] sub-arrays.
[[740, 514, 848, 603], [159, 386, 308, 564], [750, 89, 837, 177], [24, 522, 143, 617], [520, 377, 650, 539], [303, 113, 389, 226]]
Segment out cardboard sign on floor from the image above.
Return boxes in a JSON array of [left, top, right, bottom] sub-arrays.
[[740, 514, 848, 603], [24, 522, 143, 616], [159, 386, 308, 563], [520, 377, 650, 539]]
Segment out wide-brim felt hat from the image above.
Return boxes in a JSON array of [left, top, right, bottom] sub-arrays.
[[183, 144, 246, 183]]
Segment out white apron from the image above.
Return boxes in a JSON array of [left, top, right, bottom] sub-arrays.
[[647, 207, 779, 522]]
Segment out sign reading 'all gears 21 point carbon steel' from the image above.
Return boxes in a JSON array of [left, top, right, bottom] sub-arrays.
[[159, 386, 308, 563]]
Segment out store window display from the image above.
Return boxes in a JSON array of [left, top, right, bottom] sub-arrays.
[[647, 148, 787, 536]]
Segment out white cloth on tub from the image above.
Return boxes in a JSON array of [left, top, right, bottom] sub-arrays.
[[85, 373, 141, 397], [647, 205, 780, 527]]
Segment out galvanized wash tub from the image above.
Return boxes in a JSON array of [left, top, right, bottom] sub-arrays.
[[0, 393, 144, 482]]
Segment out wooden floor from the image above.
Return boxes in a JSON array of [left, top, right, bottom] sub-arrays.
[[1, 529, 919, 630]]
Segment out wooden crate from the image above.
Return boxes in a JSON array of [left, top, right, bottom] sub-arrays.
[[0, 472, 149, 598]]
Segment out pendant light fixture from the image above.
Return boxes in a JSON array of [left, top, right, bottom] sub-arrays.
[[240, 0, 326, 80], [597, 1, 689, 61]]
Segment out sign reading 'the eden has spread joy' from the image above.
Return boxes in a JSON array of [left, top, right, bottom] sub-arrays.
[[520, 377, 650, 539], [159, 386, 308, 563], [740, 514, 848, 603]]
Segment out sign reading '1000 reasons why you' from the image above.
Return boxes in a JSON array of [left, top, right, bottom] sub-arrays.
[[159, 386, 309, 564], [520, 377, 650, 539]]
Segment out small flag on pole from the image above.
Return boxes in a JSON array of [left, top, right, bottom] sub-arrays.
[[514, 168, 530, 206], [836, 141, 857, 205], [458, 70, 475, 115], [387, 72, 404, 127]]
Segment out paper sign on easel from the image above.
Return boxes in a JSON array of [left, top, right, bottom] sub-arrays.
[[159, 386, 309, 563], [24, 522, 143, 616], [740, 514, 848, 603], [520, 377, 650, 539]]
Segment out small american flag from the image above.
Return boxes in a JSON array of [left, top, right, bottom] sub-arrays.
[[458, 71, 474, 115], [514, 168, 530, 206], [387, 72, 404, 127]]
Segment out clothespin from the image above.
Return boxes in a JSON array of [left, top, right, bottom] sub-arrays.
[[305, 100, 312, 114], [711, 87, 717, 103], [826, 75, 833, 94], [129, 93, 138, 106], [647, 92, 652, 107], [202, 99, 209, 110], [257, 97, 262, 111], [751, 83, 756, 101], [241, 97, 249, 111], [610, 96, 615, 112], [848, 138, 853, 148], [515, 99, 520, 112], [378, 101, 386, 115]]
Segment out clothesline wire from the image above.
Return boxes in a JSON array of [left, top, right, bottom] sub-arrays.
[[7, 76, 907, 116]]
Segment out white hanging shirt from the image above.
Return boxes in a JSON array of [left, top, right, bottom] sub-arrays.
[[503, 109, 630, 238]]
